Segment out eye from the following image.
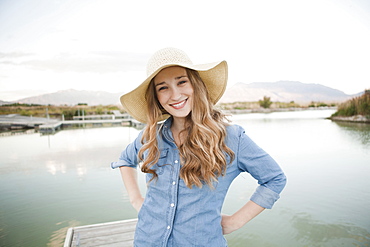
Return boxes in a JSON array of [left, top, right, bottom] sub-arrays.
[[157, 86, 168, 92], [178, 80, 187, 85]]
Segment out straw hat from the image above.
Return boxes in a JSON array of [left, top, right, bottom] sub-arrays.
[[120, 47, 228, 123]]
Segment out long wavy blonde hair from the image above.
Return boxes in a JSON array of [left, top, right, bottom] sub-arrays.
[[138, 68, 234, 188]]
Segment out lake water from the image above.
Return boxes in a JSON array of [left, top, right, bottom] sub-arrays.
[[1, 109, 369, 246]]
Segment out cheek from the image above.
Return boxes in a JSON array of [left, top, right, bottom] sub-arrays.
[[156, 93, 168, 106], [186, 88, 194, 106], [185, 85, 194, 96]]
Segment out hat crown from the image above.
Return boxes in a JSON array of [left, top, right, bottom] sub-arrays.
[[146, 47, 193, 76]]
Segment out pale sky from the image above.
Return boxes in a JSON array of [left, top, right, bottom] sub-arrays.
[[1, 0, 370, 101]]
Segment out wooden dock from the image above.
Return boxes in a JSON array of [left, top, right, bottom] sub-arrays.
[[0, 114, 59, 130], [39, 119, 124, 134], [1, 112, 146, 134], [38, 119, 145, 134], [64, 218, 138, 247]]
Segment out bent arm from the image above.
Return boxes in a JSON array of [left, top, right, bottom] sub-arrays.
[[119, 166, 144, 212], [222, 200, 264, 234], [222, 125, 287, 234]]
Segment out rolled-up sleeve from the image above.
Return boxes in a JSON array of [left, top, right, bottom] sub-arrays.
[[110, 130, 144, 169], [236, 126, 287, 209]]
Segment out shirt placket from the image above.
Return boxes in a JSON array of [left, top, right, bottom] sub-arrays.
[[162, 152, 180, 246], [161, 123, 181, 246]]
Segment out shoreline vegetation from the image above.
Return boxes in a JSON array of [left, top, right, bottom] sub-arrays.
[[0, 103, 121, 120], [0, 91, 368, 126], [328, 90, 370, 123]]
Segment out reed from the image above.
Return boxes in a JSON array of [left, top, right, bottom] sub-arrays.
[[332, 90, 370, 117]]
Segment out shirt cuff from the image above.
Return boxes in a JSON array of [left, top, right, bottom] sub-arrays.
[[250, 185, 281, 209], [110, 160, 137, 169]]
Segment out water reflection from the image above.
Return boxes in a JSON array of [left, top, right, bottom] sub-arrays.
[[291, 212, 370, 246], [76, 163, 88, 179], [332, 121, 370, 148], [45, 160, 87, 178], [47, 220, 80, 247], [45, 160, 67, 175]]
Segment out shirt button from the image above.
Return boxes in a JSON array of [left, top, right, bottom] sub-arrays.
[[172, 181, 176, 185], [174, 160, 178, 163], [170, 203, 175, 207], [167, 225, 171, 230]]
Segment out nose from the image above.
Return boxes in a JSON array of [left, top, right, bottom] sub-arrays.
[[170, 86, 182, 101]]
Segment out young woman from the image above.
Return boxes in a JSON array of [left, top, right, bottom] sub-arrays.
[[111, 48, 286, 246]]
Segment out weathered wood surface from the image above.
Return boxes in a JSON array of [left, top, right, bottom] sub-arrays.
[[64, 219, 137, 247]]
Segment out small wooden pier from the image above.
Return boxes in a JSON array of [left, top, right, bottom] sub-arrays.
[[0, 112, 146, 134], [64, 218, 137, 247], [38, 119, 124, 134], [0, 114, 59, 130], [38, 119, 145, 134]]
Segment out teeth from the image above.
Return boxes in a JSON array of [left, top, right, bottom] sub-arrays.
[[172, 100, 186, 108]]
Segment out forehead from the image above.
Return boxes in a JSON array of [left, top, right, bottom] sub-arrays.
[[154, 66, 187, 83]]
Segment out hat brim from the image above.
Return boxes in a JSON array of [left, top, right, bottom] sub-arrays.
[[120, 60, 227, 124]]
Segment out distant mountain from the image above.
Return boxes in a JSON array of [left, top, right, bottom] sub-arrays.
[[0, 100, 13, 106], [220, 81, 353, 103], [16, 89, 122, 106], [5, 81, 358, 106]]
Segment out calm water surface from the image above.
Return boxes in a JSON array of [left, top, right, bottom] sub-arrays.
[[0, 109, 369, 246]]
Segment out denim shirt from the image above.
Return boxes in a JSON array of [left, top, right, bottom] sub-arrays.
[[111, 118, 286, 247]]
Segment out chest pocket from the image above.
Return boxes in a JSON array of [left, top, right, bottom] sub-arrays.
[[152, 148, 169, 175]]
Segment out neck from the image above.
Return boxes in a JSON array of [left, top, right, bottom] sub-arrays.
[[171, 117, 186, 132], [171, 117, 187, 146]]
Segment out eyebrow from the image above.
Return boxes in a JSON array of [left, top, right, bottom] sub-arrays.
[[175, 75, 187, 80], [155, 75, 187, 87]]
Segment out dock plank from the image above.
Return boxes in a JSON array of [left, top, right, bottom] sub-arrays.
[[64, 219, 137, 247]]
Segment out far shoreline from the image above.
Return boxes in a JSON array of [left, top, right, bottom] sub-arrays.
[[222, 106, 337, 115], [223, 107, 370, 124]]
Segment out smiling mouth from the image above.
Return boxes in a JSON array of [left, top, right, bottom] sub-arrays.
[[170, 99, 187, 109]]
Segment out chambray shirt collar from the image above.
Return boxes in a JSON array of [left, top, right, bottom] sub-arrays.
[[159, 117, 177, 147]]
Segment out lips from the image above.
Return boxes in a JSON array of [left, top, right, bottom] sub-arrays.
[[170, 99, 187, 109]]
